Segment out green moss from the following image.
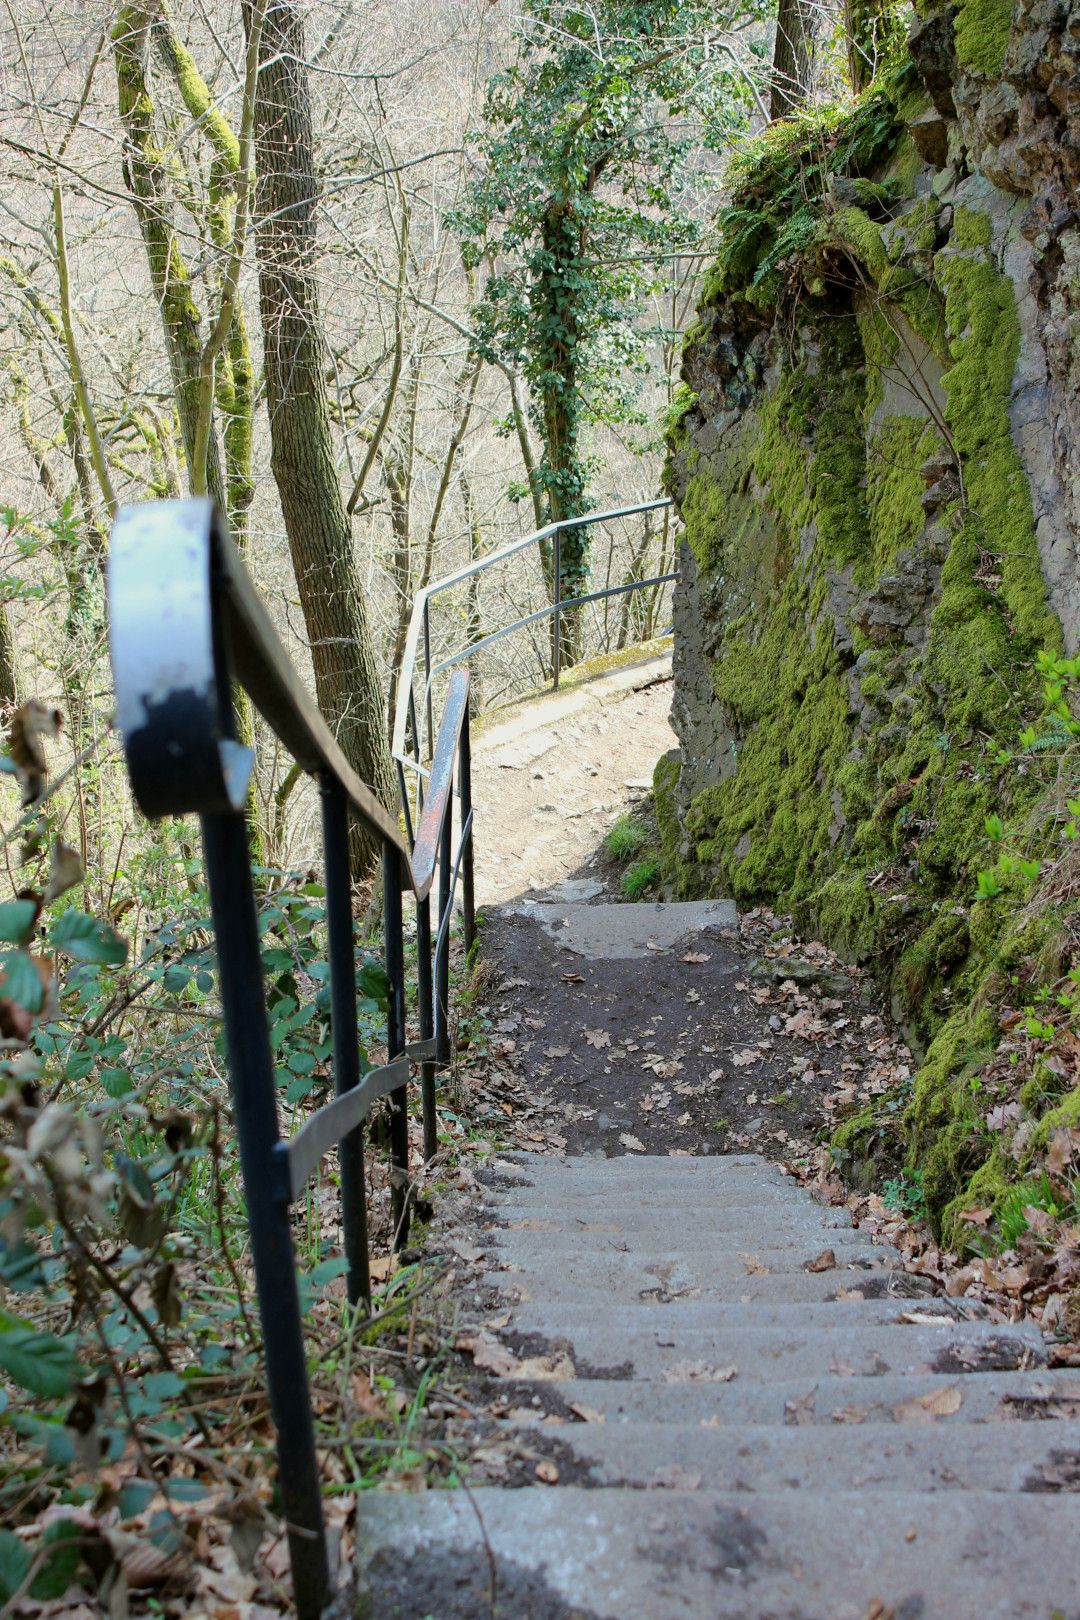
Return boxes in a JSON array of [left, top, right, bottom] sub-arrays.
[[829, 207, 890, 284], [936, 233, 1058, 650], [663, 382, 698, 445], [866, 417, 943, 575], [953, 0, 1013, 77]]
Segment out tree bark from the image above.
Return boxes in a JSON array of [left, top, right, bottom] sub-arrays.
[[245, 0, 395, 875], [770, 0, 816, 120], [112, 7, 227, 512]]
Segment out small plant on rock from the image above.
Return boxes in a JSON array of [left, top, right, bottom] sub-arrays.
[[622, 855, 660, 899], [604, 814, 648, 862]]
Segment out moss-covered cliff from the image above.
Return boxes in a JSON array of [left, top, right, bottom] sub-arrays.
[[661, 0, 1080, 1246]]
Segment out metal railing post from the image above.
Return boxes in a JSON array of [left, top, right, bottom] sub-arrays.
[[435, 790, 453, 1066], [383, 841, 410, 1248], [320, 777, 370, 1307], [416, 895, 437, 1162], [460, 708, 475, 957], [553, 527, 562, 691], [200, 811, 329, 1620], [422, 599, 434, 763]]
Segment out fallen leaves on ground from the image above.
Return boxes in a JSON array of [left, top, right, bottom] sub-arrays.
[[893, 1385, 963, 1424]]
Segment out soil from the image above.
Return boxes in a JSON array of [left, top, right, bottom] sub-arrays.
[[473, 904, 907, 1166]]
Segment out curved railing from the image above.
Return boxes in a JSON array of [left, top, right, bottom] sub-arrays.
[[391, 497, 675, 791], [108, 498, 475, 1620], [108, 493, 676, 1620]]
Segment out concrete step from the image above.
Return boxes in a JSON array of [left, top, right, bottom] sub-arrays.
[[494, 898, 737, 958], [355, 1486, 1080, 1618], [484, 1198, 858, 1230], [491, 1153, 801, 1184], [483, 1231, 898, 1272], [484, 1265, 925, 1307], [507, 1415, 1080, 1492], [491, 1308, 1046, 1381], [535, 1369, 1080, 1427], [481, 1283, 980, 1326], [481, 1247, 903, 1299]]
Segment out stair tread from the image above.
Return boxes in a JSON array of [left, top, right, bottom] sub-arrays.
[[356, 1486, 1080, 1618], [533, 1369, 1080, 1425], [503, 1413, 1080, 1491]]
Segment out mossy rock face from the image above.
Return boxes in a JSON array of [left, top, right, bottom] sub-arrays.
[[662, 41, 1076, 1232]]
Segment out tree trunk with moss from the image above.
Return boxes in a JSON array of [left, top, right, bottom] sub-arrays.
[[770, 0, 816, 119], [112, 7, 227, 513], [245, 0, 395, 874], [536, 199, 590, 668], [843, 0, 905, 91]]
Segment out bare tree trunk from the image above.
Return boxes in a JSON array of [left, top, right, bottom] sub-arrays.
[[245, 0, 395, 875], [770, 0, 816, 120]]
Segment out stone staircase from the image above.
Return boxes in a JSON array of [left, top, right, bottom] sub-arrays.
[[358, 1153, 1080, 1618], [356, 899, 1080, 1619]]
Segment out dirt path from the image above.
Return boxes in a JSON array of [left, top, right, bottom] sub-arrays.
[[469, 654, 675, 906]]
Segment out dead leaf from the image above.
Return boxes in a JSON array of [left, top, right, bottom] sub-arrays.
[[568, 1402, 605, 1424], [892, 1384, 962, 1424], [731, 1049, 760, 1067], [662, 1360, 736, 1384], [651, 1465, 702, 1489], [681, 951, 710, 964], [351, 1372, 387, 1417], [784, 1390, 817, 1425], [805, 1248, 836, 1273], [832, 1405, 870, 1424], [8, 700, 62, 805], [619, 1133, 646, 1153], [561, 973, 585, 984], [863, 1603, 896, 1620], [584, 1027, 611, 1048], [449, 1237, 484, 1263], [517, 1351, 575, 1380], [544, 1044, 571, 1059], [740, 1254, 771, 1276], [535, 1459, 560, 1484], [1046, 1129, 1078, 1178], [457, 1332, 519, 1378]]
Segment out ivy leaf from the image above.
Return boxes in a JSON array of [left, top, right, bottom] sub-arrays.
[[0, 899, 38, 946], [0, 1313, 79, 1397], [358, 960, 391, 1005], [0, 950, 43, 1012], [51, 910, 128, 967], [0, 1529, 31, 1602]]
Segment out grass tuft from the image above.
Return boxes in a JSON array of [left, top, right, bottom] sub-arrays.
[[605, 814, 649, 862]]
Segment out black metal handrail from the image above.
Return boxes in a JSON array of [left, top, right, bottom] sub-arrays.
[[108, 498, 475, 1620], [391, 496, 676, 800]]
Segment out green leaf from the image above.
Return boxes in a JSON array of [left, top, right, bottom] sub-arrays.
[[51, 910, 128, 967], [0, 1314, 78, 1397], [30, 1518, 82, 1600], [118, 1480, 157, 1520], [984, 813, 1004, 841], [358, 961, 391, 1004], [0, 1529, 31, 1602], [162, 963, 191, 994], [0, 900, 37, 946], [101, 1067, 133, 1099], [0, 951, 43, 1012]]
